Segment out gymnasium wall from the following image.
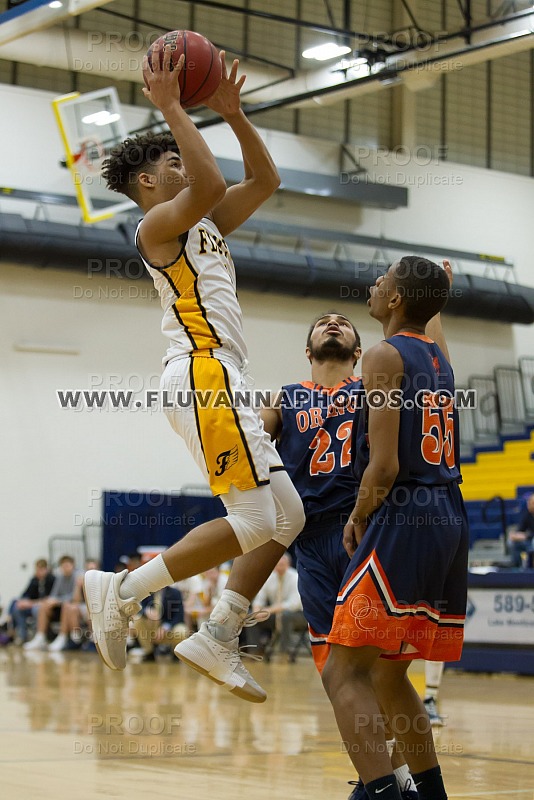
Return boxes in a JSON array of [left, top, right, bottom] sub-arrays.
[[1, 81, 533, 603]]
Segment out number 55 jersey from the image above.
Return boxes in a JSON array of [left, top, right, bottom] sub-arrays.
[[354, 332, 462, 486], [329, 333, 469, 662]]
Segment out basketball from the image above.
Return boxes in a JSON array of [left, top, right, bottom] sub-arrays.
[[146, 30, 222, 108]]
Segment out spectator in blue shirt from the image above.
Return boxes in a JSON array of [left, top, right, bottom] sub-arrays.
[[23, 556, 77, 650]]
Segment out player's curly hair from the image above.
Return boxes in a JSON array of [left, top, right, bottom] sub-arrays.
[[101, 131, 180, 201]]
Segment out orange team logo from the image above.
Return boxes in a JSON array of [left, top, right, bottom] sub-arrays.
[[214, 445, 239, 476], [349, 594, 380, 631], [432, 356, 441, 374]]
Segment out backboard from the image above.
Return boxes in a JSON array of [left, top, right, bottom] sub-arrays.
[[52, 87, 136, 223]]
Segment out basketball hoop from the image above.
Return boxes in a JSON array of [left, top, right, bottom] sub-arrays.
[[73, 136, 105, 175], [52, 88, 136, 222]]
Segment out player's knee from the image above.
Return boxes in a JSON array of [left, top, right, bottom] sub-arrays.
[[255, 501, 278, 542], [370, 667, 390, 700], [321, 655, 337, 698], [272, 482, 306, 547], [224, 488, 277, 554], [286, 491, 306, 538], [371, 661, 407, 699]]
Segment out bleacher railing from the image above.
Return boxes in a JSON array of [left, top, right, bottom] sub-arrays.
[[468, 375, 499, 439], [461, 356, 534, 449], [494, 366, 527, 428], [519, 356, 534, 417]]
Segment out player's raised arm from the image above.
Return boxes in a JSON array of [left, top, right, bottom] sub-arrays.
[[425, 260, 453, 363], [206, 52, 281, 236], [139, 42, 227, 246], [343, 343, 402, 557]]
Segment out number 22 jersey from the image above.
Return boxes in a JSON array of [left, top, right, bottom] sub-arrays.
[[277, 378, 364, 524]]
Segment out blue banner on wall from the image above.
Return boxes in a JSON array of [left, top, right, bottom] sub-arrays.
[[101, 491, 224, 571]]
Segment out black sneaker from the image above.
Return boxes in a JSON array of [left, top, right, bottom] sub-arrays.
[[424, 696, 444, 726], [400, 780, 419, 800], [347, 780, 366, 800]]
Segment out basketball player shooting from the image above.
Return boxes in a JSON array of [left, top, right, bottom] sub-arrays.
[[84, 40, 305, 701]]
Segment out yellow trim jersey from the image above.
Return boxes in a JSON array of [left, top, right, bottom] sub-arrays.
[[136, 217, 248, 367]]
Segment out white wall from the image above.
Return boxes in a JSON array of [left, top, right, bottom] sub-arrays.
[[1, 82, 533, 603]]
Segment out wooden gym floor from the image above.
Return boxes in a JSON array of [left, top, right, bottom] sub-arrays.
[[0, 647, 532, 800]]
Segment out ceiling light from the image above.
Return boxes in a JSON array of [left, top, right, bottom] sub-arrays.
[[82, 110, 121, 126], [48, 1, 63, 8], [302, 43, 352, 61], [94, 112, 120, 126]]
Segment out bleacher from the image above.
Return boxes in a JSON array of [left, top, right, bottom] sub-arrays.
[[459, 355, 534, 561]]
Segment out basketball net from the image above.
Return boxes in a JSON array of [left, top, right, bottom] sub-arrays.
[[73, 136, 105, 175]]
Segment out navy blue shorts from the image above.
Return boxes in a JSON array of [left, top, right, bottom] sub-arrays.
[[329, 482, 469, 661], [295, 508, 352, 672]]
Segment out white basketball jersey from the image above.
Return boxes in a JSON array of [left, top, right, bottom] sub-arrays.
[[135, 217, 247, 366]]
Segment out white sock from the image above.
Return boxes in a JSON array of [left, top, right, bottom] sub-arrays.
[[33, 631, 46, 644], [119, 554, 173, 602], [394, 764, 416, 792], [386, 738, 395, 757], [206, 590, 249, 642]]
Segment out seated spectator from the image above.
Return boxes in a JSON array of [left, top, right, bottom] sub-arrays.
[[130, 585, 188, 662], [23, 556, 77, 650], [246, 553, 307, 655], [509, 493, 534, 567], [10, 559, 55, 644], [48, 559, 99, 651], [183, 567, 227, 631], [115, 551, 142, 572]]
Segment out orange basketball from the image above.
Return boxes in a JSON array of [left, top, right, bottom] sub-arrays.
[[146, 30, 222, 109]]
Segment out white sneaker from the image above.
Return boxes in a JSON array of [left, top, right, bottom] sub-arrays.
[[84, 569, 141, 670], [174, 621, 267, 703], [207, 601, 270, 642], [48, 634, 67, 652], [23, 634, 47, 651]]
